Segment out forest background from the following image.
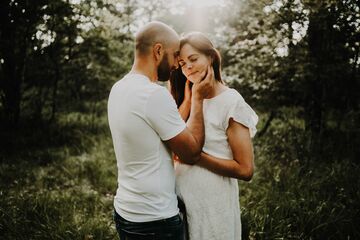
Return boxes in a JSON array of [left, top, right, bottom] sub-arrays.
[[0, 0, 359, 239]]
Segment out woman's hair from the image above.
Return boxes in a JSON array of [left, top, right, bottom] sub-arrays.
[[170, 68, 189, 108], [170, 32, 223, 108]]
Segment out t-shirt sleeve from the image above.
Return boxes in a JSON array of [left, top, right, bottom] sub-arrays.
[[145, 87, 186, 141], [224, 96, 259, 138]]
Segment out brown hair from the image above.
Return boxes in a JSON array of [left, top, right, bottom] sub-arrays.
[[170, 32, 223, 107]]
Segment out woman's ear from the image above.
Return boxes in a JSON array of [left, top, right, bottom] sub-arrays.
[[208, 56, 214, 65]]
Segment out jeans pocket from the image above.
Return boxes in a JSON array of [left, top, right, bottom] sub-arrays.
[[120, 229, 156, 240], [160, 220, 184, 240]]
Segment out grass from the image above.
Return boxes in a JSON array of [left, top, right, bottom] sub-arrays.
[[240, 118, 360, 240], [240, 157, 360, 239], [0, 113, 118, 240], [0, 112, 359, 239]]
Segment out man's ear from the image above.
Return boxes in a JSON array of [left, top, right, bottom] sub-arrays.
[[153, 43, 163, 62]]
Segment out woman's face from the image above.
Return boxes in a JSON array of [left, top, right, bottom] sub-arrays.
[[178, 43, 211, 83]]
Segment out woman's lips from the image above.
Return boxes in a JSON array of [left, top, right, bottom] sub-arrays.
[[188, 71, 198, 77]]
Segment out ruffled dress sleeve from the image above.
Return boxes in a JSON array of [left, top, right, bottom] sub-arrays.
[[224, 95, 259, 138]]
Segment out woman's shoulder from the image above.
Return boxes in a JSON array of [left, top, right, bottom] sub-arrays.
[[224, 88, 259, 137], [207, 87, 250, 113], [220, 88, 246, 105]]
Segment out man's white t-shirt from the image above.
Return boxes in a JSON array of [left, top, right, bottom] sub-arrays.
[[108, 73, 186, 222]]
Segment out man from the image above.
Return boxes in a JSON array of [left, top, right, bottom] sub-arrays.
[[107, 21, 213, 239]]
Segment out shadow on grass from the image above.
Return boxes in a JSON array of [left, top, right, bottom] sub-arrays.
[[0, 114, 118, 239], [0, 117, 107, 163], [0, 113, 113, 190]]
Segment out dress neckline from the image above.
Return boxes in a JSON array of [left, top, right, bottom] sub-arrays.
[[205, 87, 232, 102]]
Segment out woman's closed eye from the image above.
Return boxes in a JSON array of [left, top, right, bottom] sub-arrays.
[[179, 58, 198, 69], [179, 61, 186, 68], [190, 57, 198, 62]]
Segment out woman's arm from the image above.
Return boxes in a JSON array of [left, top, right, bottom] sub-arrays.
[[178, 80, 192, 121], [197, 118, 255, 181], [178, 99, 191, 121]]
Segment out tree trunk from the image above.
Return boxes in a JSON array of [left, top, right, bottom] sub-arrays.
[[1, 50, 23, 127]]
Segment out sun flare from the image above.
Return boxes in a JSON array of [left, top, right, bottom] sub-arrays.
[[182, 0, 226, 7]]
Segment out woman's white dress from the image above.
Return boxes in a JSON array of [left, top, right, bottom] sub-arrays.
[[175, 88, 258, 240]]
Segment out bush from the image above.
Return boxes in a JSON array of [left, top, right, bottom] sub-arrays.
[[240, 115, 360, 239], [0, 114, 118, 239]]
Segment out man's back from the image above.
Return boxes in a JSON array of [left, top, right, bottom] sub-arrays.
[[108, 73, 186, 222]]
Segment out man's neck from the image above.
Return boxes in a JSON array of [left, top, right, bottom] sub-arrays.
[[130, 58, 157, 82]]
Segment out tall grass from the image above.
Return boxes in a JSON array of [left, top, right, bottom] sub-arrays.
[[0, 113, 118, 239], [240, 118, 360, 239], [0, 112, 359, 239]]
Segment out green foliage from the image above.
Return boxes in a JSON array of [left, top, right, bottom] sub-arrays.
[[1, 112, 358, 239], [240, 113, 360, 239], [223, 0, 360, 162], [0, 187, 115, 240], [0, 0, 359, 239], [0, 0, 134, 125], [0, 114, 117, 239]]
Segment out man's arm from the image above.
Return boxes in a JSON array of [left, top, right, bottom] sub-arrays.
[[165, 95, 204, 164], [165, 66, 214, 164]]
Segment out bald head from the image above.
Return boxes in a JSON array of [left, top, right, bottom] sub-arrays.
[[135, 21, 179, 56]]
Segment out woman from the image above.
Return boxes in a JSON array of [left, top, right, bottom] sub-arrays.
[[170, 32, 258, 240]]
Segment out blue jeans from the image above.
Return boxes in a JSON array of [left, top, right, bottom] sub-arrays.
[[114, 210, 184, 240]]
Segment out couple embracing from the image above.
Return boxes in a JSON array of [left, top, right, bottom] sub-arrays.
[[107, 21, 258, 240]]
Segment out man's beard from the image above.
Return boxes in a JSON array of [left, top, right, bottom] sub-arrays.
[[157, 53, 172, 82]]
